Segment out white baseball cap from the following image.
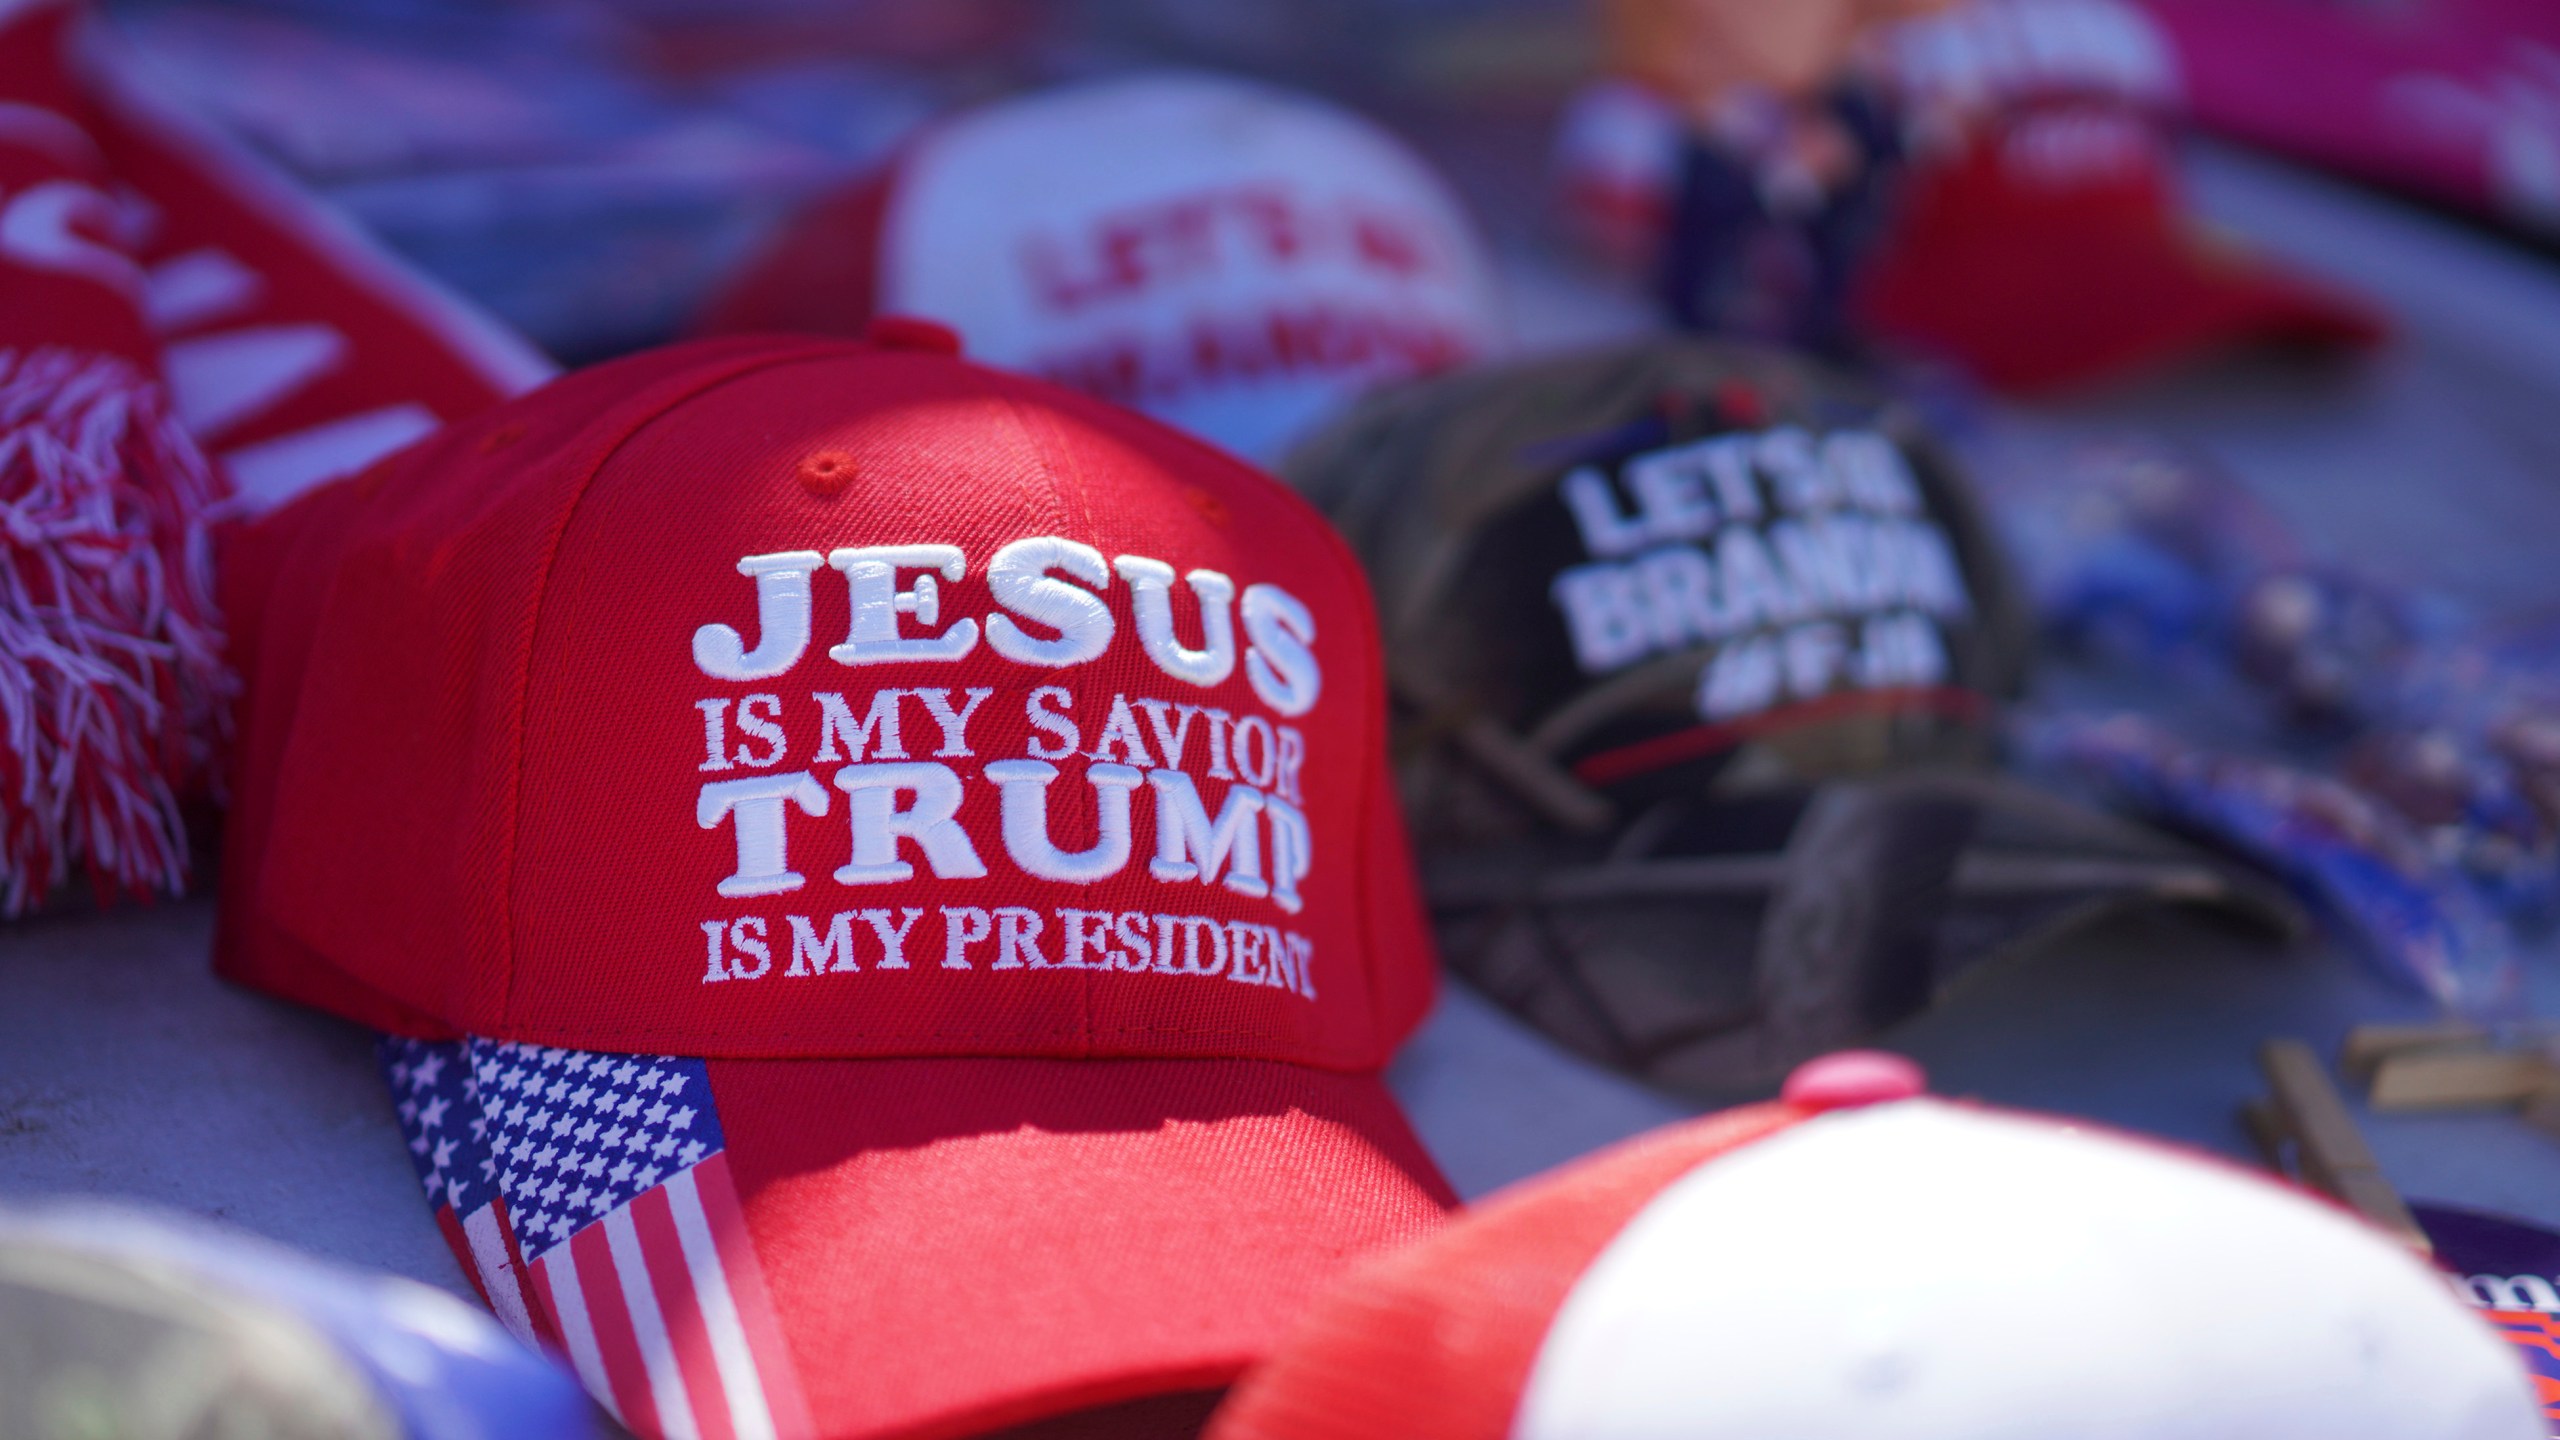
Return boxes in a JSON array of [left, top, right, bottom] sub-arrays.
[[700, 71, 1504, 461], [1208, 1051, 2543, 1440]]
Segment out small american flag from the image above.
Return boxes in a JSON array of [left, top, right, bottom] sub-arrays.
[[384, 1036, 551, 1348], [385, 1038, 811, 1440]]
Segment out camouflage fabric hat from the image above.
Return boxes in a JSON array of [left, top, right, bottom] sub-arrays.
[[1285, 338, 2298, 1092]]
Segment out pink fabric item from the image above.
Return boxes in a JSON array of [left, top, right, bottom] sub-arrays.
[[2139, 0, 2560, 234]]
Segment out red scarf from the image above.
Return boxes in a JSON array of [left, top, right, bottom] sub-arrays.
[[0, 0, 551, 913]]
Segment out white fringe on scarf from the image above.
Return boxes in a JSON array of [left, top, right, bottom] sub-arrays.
[[0, 346, 232, 915]]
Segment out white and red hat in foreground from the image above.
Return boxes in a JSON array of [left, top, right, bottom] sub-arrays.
[[221, 322, 1452, 1438], [1209, 1052, 2543, 1440], [699, 72, 1503, 463]]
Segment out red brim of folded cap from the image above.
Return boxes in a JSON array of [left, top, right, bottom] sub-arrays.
[[1861, 220, 2383, 397], [1857, 127, 2385, 397], [519, 1052, 1452, 1440]]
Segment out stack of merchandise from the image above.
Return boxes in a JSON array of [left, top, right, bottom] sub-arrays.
[[7, 0, 2560, 1435]]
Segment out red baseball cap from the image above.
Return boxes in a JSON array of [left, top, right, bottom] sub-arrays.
[[225, 327, 1453, 1438], [1857, 99, 2385, 395], [1208, 1052, 2545, 1440], [697, 72, 1502, 463]]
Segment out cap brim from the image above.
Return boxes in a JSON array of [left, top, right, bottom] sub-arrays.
[[2048, 225, 2386, 395], [445, 1048, 1452, 1440], [1861, 212, 2385, 397]]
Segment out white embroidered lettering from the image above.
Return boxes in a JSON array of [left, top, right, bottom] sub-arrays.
[[1855, 611, 1951, 688], [1716, 526, 1800, 630], [833, 762, 986, 883], [697, 771, 830, 898], [699, 920, 728, 984], [1148, 771, 1268, 897], [1177, 916, 1229, 976], [1204, 709, 1236, 781], [1274, 725, 1307, 805], [1701, 634, 1783, 720], [1782, 622, 1849, 700], [1632, 545, 1724, 648], [1825, 430, 1921, 515], [1282, 932, 1317, 998], [1623, 446, 1717, 545], [830, 545, 978, 664], [1701, 435, 1763, 523], [985, 759, 1142, 883], [1553, 563, 1652, 672], [694, 551, 824, 680], [728, 917, 773, 980], [1240, 583, 1321, 717], [1770, 519, 1861, 618], [1025, 686, 1080, 760], [786, 912, 857, 975], [1113, 911, 1154, 972], [1230, 714, 1278, 790], [1896, 521, 1971, 618], [1226, 921, 1267, 985], [985, 536, 1114, 666], [1116, 556, 1238, 687], [1135, 698, 1199, 771], [1, 180, 146, 296], [733, 692, 788, 768], [696, 698, 734, 773], [992, 906, 1050, 969], [941, 906, 990, 969], [1059, 908, 1116, 969], [913, 686, 994, 757], [1264, 795, 1311, 914], [1087, 694, 1157, 767], [861, 907, 924, 969], [1760, 427, 1836, 514], [813, 690, 906, 763]]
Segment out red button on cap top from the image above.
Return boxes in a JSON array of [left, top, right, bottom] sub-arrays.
[[861, 314, 963, 355], [1782, 1050, 1927, 1111]]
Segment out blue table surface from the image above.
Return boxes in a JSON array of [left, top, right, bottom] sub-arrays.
[[7, 137, 2560, 1298]]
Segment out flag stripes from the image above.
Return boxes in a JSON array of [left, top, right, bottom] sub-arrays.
[[539, 1229, 638, 1432], [385, 1037, 811, 1440], [462, 1200, 541, 1348], [529, 1159, 806, 1440], [602, 1203, 701, 1440]]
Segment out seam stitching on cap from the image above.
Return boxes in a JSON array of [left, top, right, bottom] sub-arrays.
[[498, 338, 870, 1031], [980, 373, 1098, 1055], [465, 1021, 1379, 1071], [996, 383, 1405, 1065], [1283, 466, 1406, 1062]]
